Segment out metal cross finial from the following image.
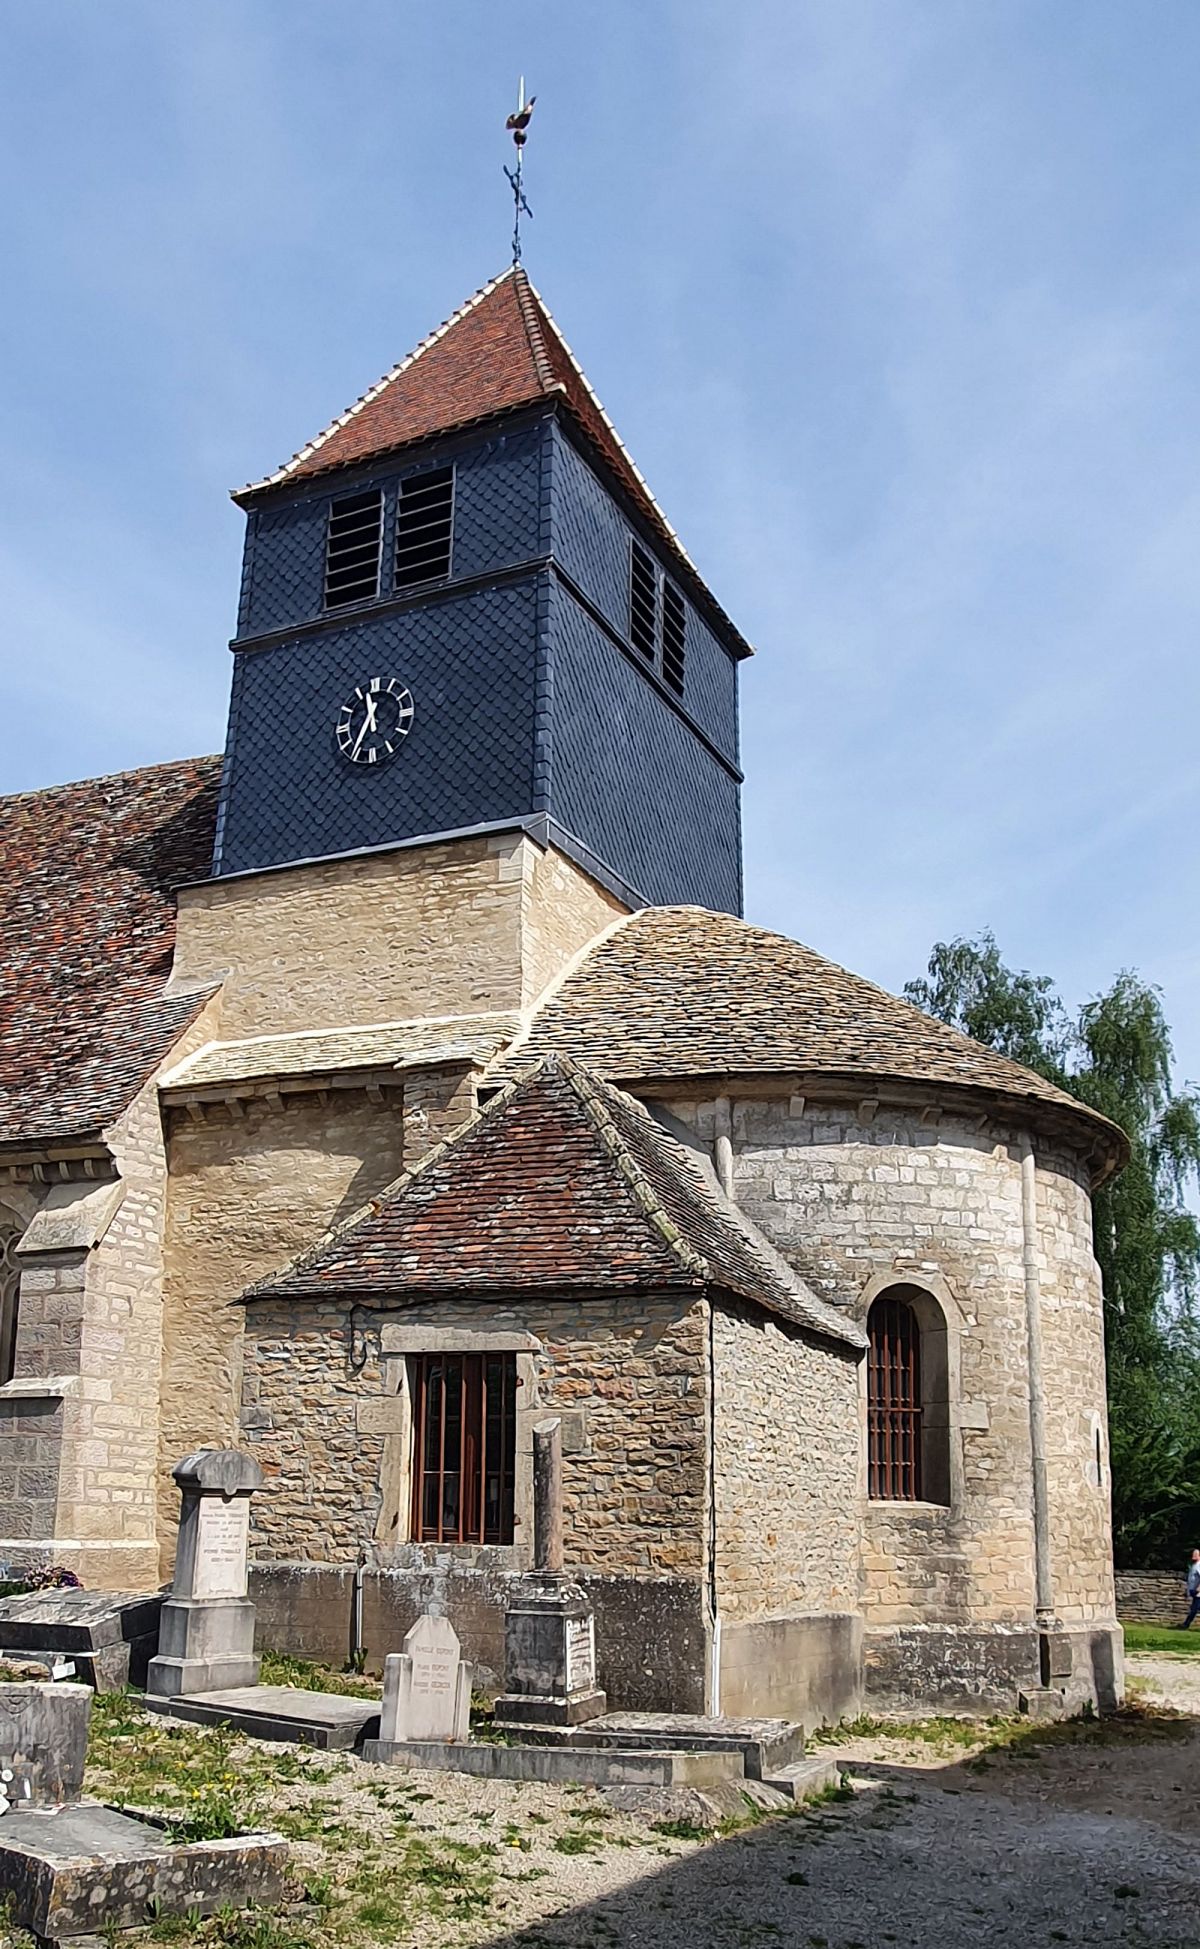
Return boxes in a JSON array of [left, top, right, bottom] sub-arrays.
[[503, 76, 535, 265]]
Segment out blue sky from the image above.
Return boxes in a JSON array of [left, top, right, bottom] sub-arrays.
[[2, 2, 1198, 1083]]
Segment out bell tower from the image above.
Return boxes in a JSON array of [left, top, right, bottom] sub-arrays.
[[213, 268, 748, 914]]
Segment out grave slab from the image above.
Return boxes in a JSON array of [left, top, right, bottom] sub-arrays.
[[360, 1737, 743, 1787], [0, 1591, 162, 1691], [0, 1802, 286, 1940], [143, 1684, 380, 1750]]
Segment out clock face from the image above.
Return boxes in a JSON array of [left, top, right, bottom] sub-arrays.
[[335, 677, 415, 765]]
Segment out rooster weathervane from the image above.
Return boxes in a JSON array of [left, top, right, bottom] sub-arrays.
[[504, 77, 535, 265]]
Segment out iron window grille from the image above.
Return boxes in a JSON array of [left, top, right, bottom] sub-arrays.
[[0, 1226, 20, 1386], [394, 465, 454, 591], [662, 580, 686, 694], [324, 488, 383, 608], [410, 1351, 516, 1546], [629, 539, 658, 660], [867, 1295, 923, 1500]]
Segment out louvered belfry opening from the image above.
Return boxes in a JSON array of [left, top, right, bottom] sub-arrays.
[[410, 1352, 516, 1545], [629, 539, 658, 659], [324, 488, 383, 607], [868, 1294, 923, 1500], [662, 580, 686, 694], [394, 465, 454, 590]]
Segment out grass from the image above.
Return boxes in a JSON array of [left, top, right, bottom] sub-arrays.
[[257, 1650, 380, 1699], [1123, 1621, 1200, 1657]]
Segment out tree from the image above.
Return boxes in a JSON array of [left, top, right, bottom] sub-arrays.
[[906, 936, 1200, 1565]]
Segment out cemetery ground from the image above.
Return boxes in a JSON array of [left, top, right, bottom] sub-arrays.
[[0, 1641, 1193, 1949]]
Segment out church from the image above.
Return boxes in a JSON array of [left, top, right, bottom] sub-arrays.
[[0, 266, 1125, 1725]]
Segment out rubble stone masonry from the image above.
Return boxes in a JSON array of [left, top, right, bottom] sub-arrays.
[[241, 1291, 708, 1575]]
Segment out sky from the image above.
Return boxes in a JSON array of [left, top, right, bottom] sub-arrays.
[[2, 2, 1198, 1084]]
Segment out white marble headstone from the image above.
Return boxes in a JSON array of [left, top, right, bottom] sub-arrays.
[[191, 1495, 251, 1601], [381, 1612, 471, 1744]]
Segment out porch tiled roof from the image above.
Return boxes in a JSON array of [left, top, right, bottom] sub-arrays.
[[248, 1057, 862, 1349], [0, 757, 221, 1146]]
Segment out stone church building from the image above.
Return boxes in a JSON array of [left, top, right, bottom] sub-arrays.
[[0, 267, 1125, 1723]]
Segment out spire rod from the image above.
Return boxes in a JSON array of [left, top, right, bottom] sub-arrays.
[[503, 76, 536, 265]]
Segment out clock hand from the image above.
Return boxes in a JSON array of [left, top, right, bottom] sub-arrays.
[[350, 694, 378, 760]]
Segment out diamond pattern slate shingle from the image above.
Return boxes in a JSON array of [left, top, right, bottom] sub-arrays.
[[494, 907, 1126, 1178], [236, 267, 752, 662], [0, 757, 221, 1146], [248, 1058, 862, 1348]]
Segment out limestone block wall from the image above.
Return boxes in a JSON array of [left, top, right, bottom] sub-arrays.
[[712, 1301, 860, 1620], [1033, 1149, 1115, 1627], [240, 1290, 708, 1576], [656, 1091, 1114, 1634], [170, 831, 624, 1042], [158, 1090, 407, 1575]]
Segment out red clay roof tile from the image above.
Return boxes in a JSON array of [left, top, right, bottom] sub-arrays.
[[0, 757, 221, 1146]]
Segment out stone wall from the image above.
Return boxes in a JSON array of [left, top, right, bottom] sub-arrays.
[[1115, 1571, 1190, 1625], [240, 1290, 709, 1575], [712, 1300, 860, 1620], [711, 1299, 863, 1724], [171, 830, 624, 1042], [656, 1090, 1115, 1639], [158, 1089, 408, 1576]]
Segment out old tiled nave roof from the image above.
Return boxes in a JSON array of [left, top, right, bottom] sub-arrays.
[[0, 757, 220, 1146], [497, 906, 1126, 1179]]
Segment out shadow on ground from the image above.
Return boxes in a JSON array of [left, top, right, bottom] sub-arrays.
[[474, 1721, 1200, 1949]]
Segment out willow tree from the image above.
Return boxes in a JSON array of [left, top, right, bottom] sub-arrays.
[[906, 935, 1200, 1565]]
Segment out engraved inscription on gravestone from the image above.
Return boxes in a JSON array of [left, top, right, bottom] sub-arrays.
[[379, 1612, 472, 1746], [565, 1614, 595, 1694], [192, 1496, 251, 1601]]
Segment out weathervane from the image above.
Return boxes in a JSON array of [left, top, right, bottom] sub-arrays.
[[504, 77, 535, 265]]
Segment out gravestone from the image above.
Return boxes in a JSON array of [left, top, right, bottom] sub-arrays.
[[147, 1449, 264, 1699], [0, 1682, 90, 1810], [0, 1680, 288, 1937], [379, 1612, 472, 1745], [494, 1420, 606, 1730]]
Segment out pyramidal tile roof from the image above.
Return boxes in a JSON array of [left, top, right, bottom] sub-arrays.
[[247, 1057, 863, 1349], [0, 757, 222, 1147], [494, 908, 1127, 1182], [235, 267, 751, 657]]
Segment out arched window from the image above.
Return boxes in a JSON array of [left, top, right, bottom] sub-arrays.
[[867, 1284, 952, 1505], [868, 1294, 923, 1500], [0, 1217, 20, 1385]]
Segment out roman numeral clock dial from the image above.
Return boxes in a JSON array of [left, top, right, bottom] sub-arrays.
[[335, 677, 415, 766]]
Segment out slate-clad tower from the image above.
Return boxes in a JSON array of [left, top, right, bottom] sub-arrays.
[[216, 269, 748, 912]]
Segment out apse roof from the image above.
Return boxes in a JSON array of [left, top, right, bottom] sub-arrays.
[[493, 907, 1127, 1182], [247, 1056, 864, 1350], [234, 266, 752, 660], [0, 757, 221, 1148]]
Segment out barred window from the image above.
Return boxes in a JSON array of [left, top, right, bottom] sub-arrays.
[[0, 1220, 20, 1386], [394, 465, 454, 590], [324, 489, 383, 608], [410, 1352, 516, 1545], [662, 580, 686, 694], [629, 539, 658, 660], [868, 1295, 923, 1500]]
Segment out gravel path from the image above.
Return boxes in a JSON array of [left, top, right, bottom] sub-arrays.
[[465, 1656, 1200, 1949]]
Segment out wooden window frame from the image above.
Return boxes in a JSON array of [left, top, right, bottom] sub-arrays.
[[409, 1351, 516, 1546], [867, 1294, 923, 1501]]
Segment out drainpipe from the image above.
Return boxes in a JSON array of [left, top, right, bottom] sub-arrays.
[[350, 1544, 370, 1671], [1018, 1136, 1056, 1630], [707, 1096, 733, 1712], [706, 1296, 721, 1716]]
